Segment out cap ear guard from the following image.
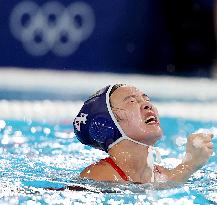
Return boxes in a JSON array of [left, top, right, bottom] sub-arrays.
[[89, 115, 116, 150]]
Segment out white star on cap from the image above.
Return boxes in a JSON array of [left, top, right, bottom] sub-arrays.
[[74, 113, 88, 131]]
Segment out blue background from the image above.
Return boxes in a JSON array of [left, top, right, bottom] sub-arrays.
[[0, 0, 215, 76]]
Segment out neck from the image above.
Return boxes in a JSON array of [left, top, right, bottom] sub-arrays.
[[108, 140, 154, 183]]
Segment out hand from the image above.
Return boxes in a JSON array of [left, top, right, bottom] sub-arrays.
[[184, 133, 214, 170]]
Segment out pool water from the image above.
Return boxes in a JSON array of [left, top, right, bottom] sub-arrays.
[[0, 116, 216, 205]]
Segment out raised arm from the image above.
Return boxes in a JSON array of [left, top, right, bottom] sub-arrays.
[[156, 133, 214, 183]]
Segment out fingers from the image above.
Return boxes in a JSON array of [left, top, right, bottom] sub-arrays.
[[203, 134, 214, 142], [206, 142, 214, 149], [192, 133, 213, 142], [205, 147, 213, 155]]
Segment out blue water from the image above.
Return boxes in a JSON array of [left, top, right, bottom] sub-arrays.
[[0, 117, 216, 204]]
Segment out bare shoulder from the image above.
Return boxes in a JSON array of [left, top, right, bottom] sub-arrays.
[[80, 159, 125, 182]]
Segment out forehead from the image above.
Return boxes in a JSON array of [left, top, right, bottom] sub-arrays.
[[110, 86, 144, 103]]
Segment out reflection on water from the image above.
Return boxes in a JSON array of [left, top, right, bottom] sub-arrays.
[[0, 118, 216, 204]]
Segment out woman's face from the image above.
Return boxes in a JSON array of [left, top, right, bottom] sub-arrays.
[[110, 85, 163, 145]]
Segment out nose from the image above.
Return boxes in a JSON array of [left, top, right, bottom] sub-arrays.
[[141, 102, 152, 110]]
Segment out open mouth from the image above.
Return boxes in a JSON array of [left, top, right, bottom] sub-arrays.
[[145, 115, 158, 125]]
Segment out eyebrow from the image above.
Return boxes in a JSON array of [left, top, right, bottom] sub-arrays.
[[123, 95, 136, 101], [123, 93, 149, 101]]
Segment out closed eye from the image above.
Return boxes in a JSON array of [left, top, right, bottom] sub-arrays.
[[129, 98, 136, 103], [123, 94, 150, 103], [123, 95, 137, 102]]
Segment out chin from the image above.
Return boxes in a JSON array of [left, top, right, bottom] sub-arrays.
[[143, 127, 163, 145], [148, 125, 163, 136]]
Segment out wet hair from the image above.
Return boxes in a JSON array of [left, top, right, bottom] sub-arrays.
[[109, 84, 125, 97]]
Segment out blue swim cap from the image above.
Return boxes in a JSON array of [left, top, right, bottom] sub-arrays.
[[73, 85, 124, 152]]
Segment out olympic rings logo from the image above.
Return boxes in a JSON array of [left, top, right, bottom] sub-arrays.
[[9, 1, 95, 57]]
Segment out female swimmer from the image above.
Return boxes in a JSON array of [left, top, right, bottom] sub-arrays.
[[73, 84, 213, 183]]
